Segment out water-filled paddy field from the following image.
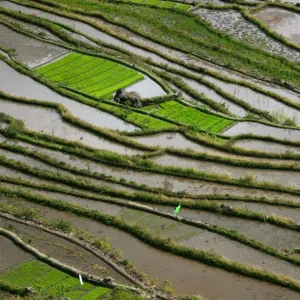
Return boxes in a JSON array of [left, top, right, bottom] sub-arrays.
[[2, 0, 300, 298]]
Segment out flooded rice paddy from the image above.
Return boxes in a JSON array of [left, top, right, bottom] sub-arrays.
[[152, 154, 300, 188], [0, 97, 142, 154], [196, 8, 300, 61], [154, 204, 300, 251], [223, 121, 300, 141], [234, 139, 300, 154], [180, 76, 247, 117], [215, 200, 300, 223], [3, 138, 300, 203], [255, 7, 300, 45], [133, 132, 300, 166]]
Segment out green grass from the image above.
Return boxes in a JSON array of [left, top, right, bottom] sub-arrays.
[[36, 53, 144, 99], [0, 261, 110, 299], [144, 100, 233, 132]]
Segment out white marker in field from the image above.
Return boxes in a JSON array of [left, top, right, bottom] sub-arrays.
[[79, 274, 83, 285]]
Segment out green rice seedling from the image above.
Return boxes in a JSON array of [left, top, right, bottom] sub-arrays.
[[144, 100, 233, 132], [36, 53, 144, 99], [0, 261, 111, 299]]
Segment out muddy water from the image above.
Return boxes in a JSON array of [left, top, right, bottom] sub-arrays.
[[255, 8, 300, 46], [223, 121, 300, 141], [4, 134, 300, 202], [3, 197, 300, 299], [0, 97, 142, 154], [196, 8, 300, 62], [4, 0, 298, 114], [0, 138, 137, 192], [155, 204, 300, 251], [0, 148, 73, 175], [0, 216, 129, 283], [234, 139, 300, 154], [0, 235, 33, 274], [1, 182, 126, 216], [0, 145, 139, 193], [6, 135, 300, 202], [152, 154, 300, 188], [216, 200, 300, 223], [0, 23, 67, 67], [0, 59, 139, 132], [0, 164, 67, 187], [132, 132, 300, 166]]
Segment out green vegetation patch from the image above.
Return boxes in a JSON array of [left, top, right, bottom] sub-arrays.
[[144, 100, 233, 132], [36, 52, 144, 99], [0, 261, 110, 299]]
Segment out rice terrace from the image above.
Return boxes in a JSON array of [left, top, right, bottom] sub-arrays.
[[3, 0, 300, 300]]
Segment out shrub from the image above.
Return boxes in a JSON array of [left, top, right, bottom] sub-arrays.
[[51, 219, 72, 233]]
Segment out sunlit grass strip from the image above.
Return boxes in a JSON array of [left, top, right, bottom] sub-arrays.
[[36, 52, 144, 98], [144, 100, 234, 133]]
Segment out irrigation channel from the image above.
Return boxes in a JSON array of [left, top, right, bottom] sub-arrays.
[[2, 0, 300, 299]]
